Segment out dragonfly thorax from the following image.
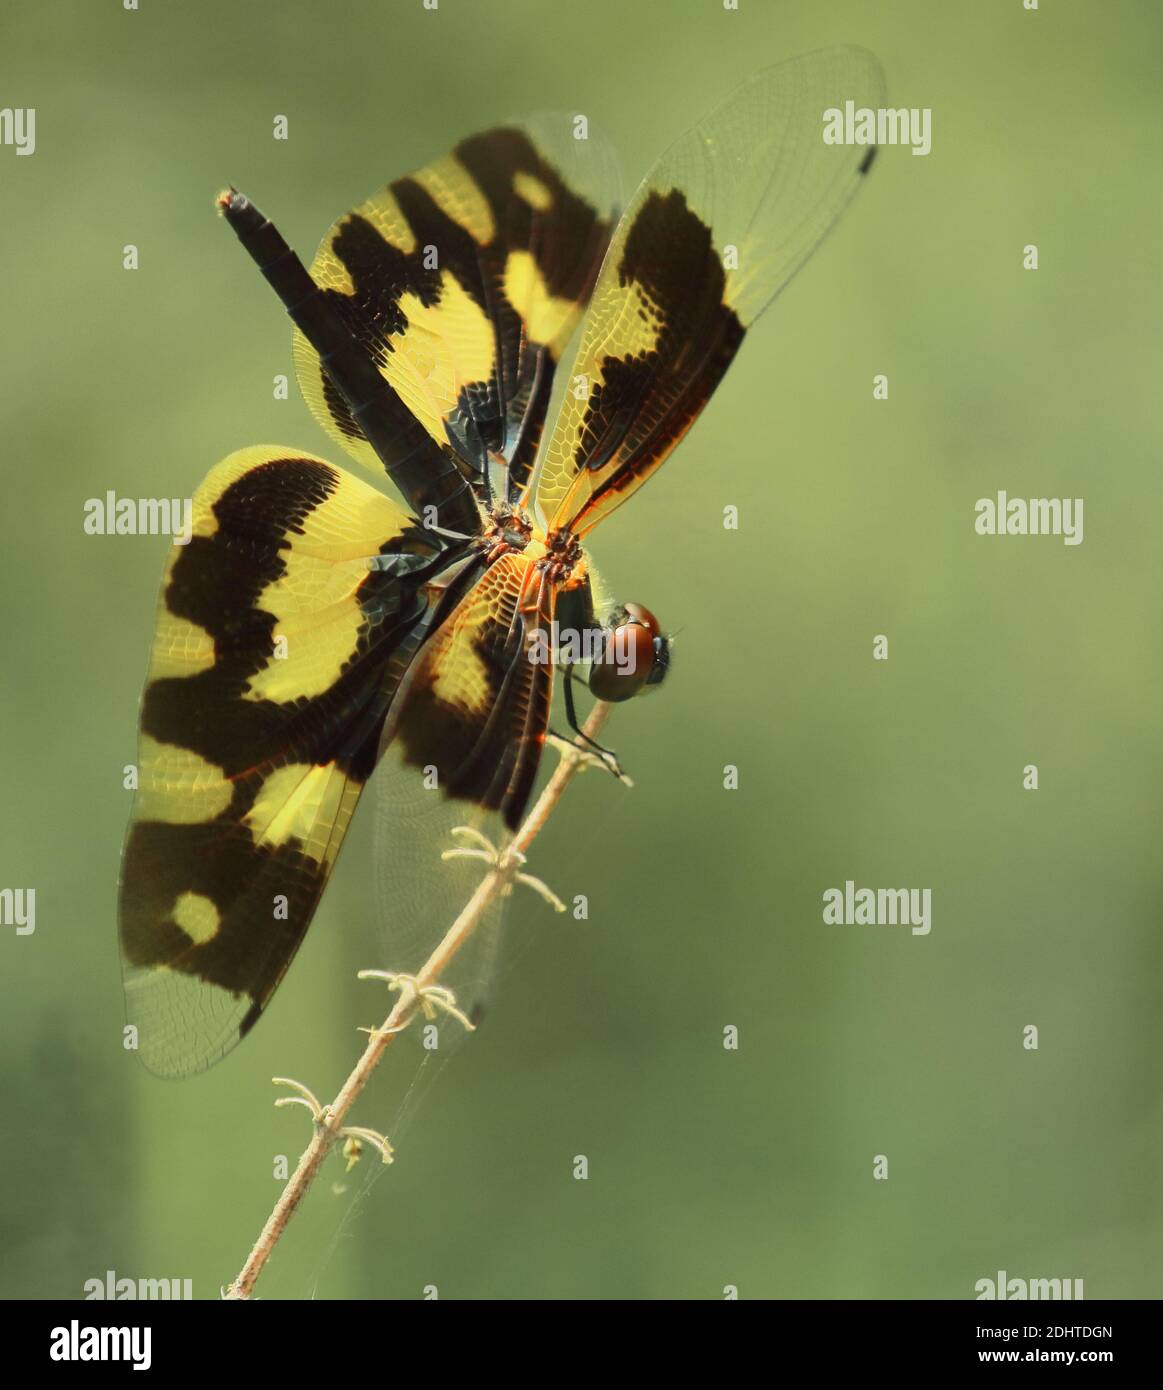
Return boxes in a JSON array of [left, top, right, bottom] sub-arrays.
[[478, 502, 534, 563], [540, 527, 585, 586]]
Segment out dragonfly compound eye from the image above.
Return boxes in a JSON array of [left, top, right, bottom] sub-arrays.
[[589, 604, 668, 702]]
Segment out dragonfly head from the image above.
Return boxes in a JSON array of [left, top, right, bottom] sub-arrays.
[[588, 602, 670, 702]]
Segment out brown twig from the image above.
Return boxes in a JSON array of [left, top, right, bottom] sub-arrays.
[[224, 701, 613, 1299]]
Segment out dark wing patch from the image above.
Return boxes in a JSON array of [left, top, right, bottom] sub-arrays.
[[119, 446, 455, 1076], [534, 45, 885, 536], [294, 124, 617, 512]]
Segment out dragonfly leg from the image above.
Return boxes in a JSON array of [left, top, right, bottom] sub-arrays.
[[558, 668, 628, 781]]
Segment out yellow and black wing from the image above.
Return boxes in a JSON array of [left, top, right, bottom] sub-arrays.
[[384, 550, 556, 831], [532, 46, 885, 537], [118, 446, 459, 1076], [294, 121, 619, 516]]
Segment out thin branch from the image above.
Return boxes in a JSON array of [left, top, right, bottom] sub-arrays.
[[224, 700, 614, 1300]]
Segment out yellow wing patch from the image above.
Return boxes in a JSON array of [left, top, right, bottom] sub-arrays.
[[513, 170, 553, 212], [533, 269, 667, 524], [242, 761, 349, 853], [135, 734, 233, 825], [502, 251, 583, 359], [145, 608, 216, 680], [377, 273, 497, 449], [412, 154, 496, 245], [172, 892, 221, 946], [415, 554, 528, 716]]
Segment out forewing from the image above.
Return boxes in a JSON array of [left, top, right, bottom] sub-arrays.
[[295, 122, 619, 511], [118, 446, 452, 1076], [533, 45, 885, 535]]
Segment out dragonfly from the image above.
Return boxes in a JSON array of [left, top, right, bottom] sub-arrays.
[[118, 45, 884, 1076]]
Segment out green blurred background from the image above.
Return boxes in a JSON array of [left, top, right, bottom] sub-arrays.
[[1, 0, 1160, 1300]]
